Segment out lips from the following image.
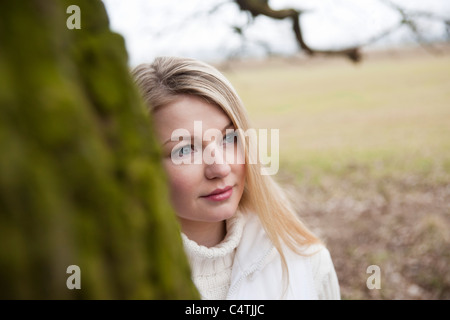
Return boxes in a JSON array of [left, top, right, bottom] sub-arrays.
[[202, 186, 233, 201]]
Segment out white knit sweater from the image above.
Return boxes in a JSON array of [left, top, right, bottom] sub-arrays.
[[181, 212, 245, 300], [181, 212, 340, 300]]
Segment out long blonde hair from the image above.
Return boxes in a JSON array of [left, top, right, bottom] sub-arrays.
[[131, 56, 321, 280]]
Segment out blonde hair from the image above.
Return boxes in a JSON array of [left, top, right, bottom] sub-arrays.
[[131, 56, 321, 282]]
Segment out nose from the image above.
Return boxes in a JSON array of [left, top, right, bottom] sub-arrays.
[[204, 144, 231, 180]]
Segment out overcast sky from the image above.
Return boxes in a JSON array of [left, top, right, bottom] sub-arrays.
[[102, 0, 449, 67]]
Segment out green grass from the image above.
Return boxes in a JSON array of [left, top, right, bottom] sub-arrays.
[[224, 51, 450, 184], [223, 50, 450, 299]]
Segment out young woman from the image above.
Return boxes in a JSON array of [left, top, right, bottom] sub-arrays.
[[131, 56, 340, 300]]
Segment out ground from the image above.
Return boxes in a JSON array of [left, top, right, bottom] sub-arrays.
[[278, 168, 450, 299], [221, 44, 450, 299]]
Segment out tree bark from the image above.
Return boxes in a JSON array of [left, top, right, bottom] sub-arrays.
[[0, 0, 199, 299]]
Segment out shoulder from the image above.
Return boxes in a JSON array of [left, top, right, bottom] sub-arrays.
[[300, 243, 341, 300], [246, 213, 341, 299]]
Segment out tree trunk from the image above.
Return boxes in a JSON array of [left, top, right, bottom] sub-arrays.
[[0, 0, 199, 299]]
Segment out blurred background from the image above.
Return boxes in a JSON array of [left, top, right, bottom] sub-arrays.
[[102, 0, 450, 299]]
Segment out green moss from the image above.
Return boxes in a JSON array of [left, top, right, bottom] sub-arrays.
[[0, 0, 199, 299]]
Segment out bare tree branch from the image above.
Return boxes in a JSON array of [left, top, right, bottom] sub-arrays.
[[232, 0, 449, 63], [150, 0, 450, 64], [234, 0, 362, 62]]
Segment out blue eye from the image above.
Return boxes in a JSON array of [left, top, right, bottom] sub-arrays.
[[223, 132, 238, 144], [174, 145, 194, 157]]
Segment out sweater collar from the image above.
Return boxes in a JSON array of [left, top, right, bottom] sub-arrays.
[[181, 211, 246, 277]]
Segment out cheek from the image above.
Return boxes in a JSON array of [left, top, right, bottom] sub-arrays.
[[163, 162, 201, 202], [232, 163, 246, 186], [225, 142, 245, 165]]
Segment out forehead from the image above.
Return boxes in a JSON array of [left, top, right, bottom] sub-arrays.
[[152, 95, 231, 135]]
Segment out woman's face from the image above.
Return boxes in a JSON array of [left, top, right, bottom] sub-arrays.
[[152, 95, 246, 227]]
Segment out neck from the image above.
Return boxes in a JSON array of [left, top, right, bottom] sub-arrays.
[[179, 218, 226, 248]]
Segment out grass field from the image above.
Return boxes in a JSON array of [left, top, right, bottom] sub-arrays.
[[221, 46, 450, 299]]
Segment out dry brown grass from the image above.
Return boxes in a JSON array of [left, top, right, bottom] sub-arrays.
[[222, 44, 450, 300], [277, 169, 450, 300]]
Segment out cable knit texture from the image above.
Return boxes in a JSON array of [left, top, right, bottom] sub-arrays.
[[181, 212, 245, 300], [181, 212, 340, 300]]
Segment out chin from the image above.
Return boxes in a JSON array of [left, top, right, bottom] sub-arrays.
[[206, 204, 238, 222]]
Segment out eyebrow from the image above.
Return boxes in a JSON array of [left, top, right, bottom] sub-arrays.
[[163, 121, 234, 146]]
